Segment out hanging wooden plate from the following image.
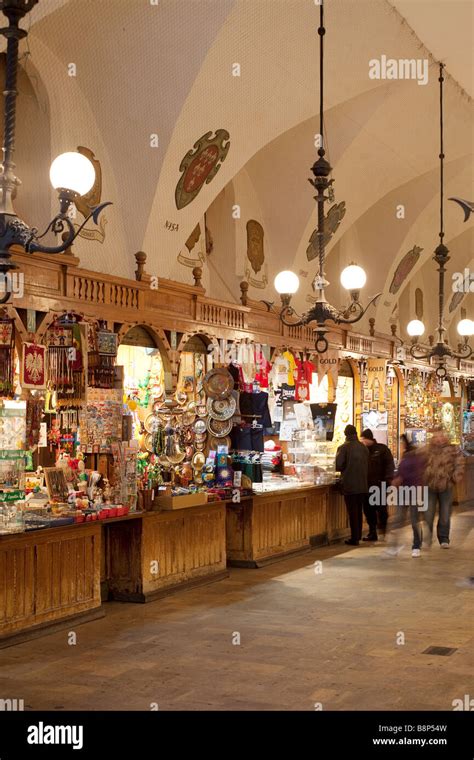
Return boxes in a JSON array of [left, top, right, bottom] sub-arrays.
[[196, 403, 208, 418], [185, 445, 194, 460], [207, 417, 233, 437], [195, 441, 206, 452], [144, 413, 161, 434], [192, 451, 206, 470], [176, 391, 188, 405], [209, 435, 232, 451], [207, 395, 236, 421], [203, 368, 234, 399], [182, 411, 196, 427], [144, 433, 154, 453]]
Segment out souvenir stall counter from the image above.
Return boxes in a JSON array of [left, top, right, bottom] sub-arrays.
[[0, 520, 103, 644], [226, 484, 348, 568]]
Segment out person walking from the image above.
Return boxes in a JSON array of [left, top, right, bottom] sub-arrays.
[[360, 429, 395, 541], [422, 427, 464, 548], [336, 424, 369, 546], [392, 434, 426, 557]]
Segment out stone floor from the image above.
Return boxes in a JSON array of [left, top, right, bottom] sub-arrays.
[[1, 509, 473, 711]]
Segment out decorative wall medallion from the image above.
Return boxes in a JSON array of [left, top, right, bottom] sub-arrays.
[[389, 245, 423, 294], [448, 290, 464, 314], [178, 222, 205, 268], [73, 146, 108, 244], [244, 220, 268, 289], [306, 202, 346, 262], [175, 130, 230, 209]]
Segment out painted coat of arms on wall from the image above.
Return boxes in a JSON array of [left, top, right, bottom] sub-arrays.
[[175, 130, 230, 210], [244, 220, 268, 289], [389, 245, 423, 295], [306, 202, 346, 262]]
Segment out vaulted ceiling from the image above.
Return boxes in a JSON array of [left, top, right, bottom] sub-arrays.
[[8, 0, 474, 342]]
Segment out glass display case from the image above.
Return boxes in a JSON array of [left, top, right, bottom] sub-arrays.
[[284, 429, 337, 485]]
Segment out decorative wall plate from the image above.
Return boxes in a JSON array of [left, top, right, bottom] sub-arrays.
[[144, 413, 161, 434], [192, 451, 206, 470], [209, 435, 231, 451], [184, 428, 194, 444], [144, 433, 154, 453], [194, 441, 206, 452], [207, 417, 233, 437], [185, 445, 194, 460], [194, 419, 207, 435], [207, 395, 236, 421], [182, 411, 196, 427], [196, 403, 208, 417], [203, 368, 233, 399], [176, 391, 188, 405]]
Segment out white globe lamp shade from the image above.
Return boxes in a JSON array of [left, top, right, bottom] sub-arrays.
[[274, 270, 300, 295], [407, 319, 425, 337], [50, 152, 95, 196], [457, 318, 474, 336], [340, 264, 366, 291]]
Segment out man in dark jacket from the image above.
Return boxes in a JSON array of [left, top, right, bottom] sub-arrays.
[[360, 429, 395, 541], [335, 425, 369, 546]]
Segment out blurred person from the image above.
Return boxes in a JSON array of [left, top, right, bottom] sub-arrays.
[[422, 427, 464, 548], [392, 434, 426, 557], [336, 424, 369, 546], [360, 429, 395, 541]]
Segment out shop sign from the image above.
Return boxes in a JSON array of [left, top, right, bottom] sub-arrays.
[[317, 350, 340, 385], [0, 450, 27, 459], [0, 490, 24, 502], [367, 358, 387, 390]]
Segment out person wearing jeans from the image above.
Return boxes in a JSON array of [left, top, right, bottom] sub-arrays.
[[393, 434, 426, 557], [336, 425, 369, 546], [425, 487, 453, 546], [422, 428, 464, 548]]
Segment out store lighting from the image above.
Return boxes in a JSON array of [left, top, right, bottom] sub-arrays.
[[457, 318, 474, 337], [407, 64, 472, 374], [274, 271, 300, 306], [0, 0, 111, 305], [49, 152, 96, 197], [407, 320, 425, 338], [340, 264, 367, 292], [273, 4, 380, 354]]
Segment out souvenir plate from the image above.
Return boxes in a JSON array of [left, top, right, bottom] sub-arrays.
[[209, 435, 232, 451], [182, 411, 196, 427], [207, 417, 233, 437], [196, 403, 208, 418], [176, 391, 188, 405], [184, 428, 194, 444], [144, 433, 154, 453], [203, 368, 234, 400], [192, 451, 206, 470], [207, 395, 236, 421], [194, 419, 207, 435], [144, 413, 161, 434], [185, 444, 194, 460], [194, 442, 206, 452]]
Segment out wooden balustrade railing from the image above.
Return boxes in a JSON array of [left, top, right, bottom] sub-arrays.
[[7, 246, 471, 378]]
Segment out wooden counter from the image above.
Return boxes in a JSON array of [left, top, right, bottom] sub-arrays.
[[454, 456, 474, 506], [103, 502, 228, 602], [0, 522, 102, 646], [226, 485, 350, 567]]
